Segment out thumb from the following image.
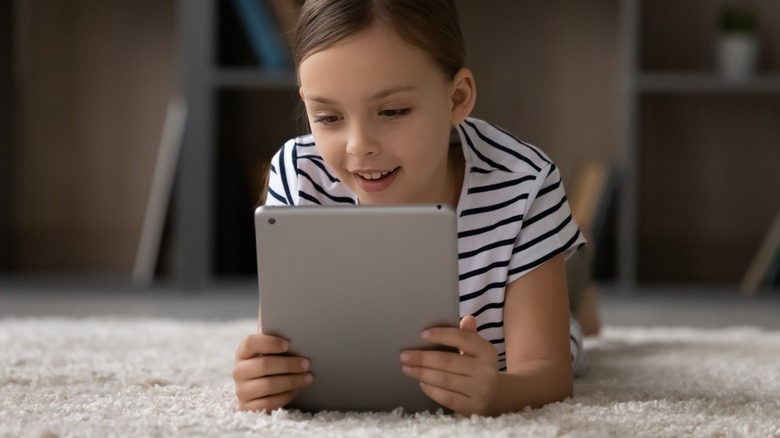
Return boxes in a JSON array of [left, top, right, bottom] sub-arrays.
[[460, 315, 478, 333]]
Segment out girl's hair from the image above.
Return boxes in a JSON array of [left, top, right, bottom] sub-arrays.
[[294, 0, 465, 79]]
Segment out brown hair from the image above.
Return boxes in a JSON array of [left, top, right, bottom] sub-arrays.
[[294, 0, 465, 79]]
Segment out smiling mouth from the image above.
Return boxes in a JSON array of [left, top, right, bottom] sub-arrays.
[[355, 167, 399, 181]]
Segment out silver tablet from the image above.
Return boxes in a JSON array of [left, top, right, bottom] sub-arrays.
[[254, 204, 461, 413]]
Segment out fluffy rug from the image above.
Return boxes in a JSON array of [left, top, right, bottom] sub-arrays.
[[1, 318, 778, 438]]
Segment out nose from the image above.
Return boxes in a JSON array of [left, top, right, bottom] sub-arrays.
[[345, 122, 381, 157]]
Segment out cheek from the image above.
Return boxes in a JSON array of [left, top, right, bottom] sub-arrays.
[[313, 134, 347, 172], [398, 119, 451, 163]]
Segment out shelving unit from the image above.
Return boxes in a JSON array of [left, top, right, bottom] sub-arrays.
[[175, 0, 627, 288], [176, 0, 300, 288], [175, 0, 777, 291], [619, 0, 780, 290]]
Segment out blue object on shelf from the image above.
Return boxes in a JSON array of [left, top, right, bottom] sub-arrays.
[[231, 0, 292, 70]]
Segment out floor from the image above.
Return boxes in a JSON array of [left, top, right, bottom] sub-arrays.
[[1, 277, 779, 330]]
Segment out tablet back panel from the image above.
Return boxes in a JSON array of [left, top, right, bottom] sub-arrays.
[[255, 205, 460, 412]]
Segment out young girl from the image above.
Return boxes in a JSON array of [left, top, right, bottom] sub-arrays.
[[233, 0, 592, 416]]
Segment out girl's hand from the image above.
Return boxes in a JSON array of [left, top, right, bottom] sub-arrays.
[[233, 333, 314, 412], [399, 315, 500, 416]]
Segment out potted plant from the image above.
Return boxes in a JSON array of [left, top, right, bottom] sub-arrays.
[[717, 7, 759, 81]]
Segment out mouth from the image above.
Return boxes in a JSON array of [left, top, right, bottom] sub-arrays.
[[354, 167, 399, 181]]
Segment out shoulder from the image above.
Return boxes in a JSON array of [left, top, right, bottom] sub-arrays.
[[270, 133, 331, 180], [272, 133, 318, 165], [268, 134, 357, 206], [457, 117, 553, 177]]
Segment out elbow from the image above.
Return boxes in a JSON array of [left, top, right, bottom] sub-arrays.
[[501, 359, 575, 412], [552, 365, 574, 401], [531, 365, 574, 409]]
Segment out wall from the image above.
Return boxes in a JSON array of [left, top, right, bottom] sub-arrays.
[[12, 0, 177, 272], [1, 0, 13, 270], [457, 0, 622, 184]]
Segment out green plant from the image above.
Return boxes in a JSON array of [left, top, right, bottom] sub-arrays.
[[720, 7, 757, 33]]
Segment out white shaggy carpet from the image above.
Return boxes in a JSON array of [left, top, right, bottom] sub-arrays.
[[1, 318, 779, 438]]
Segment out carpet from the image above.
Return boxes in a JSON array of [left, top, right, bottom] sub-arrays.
[[1, 318, 779, 438]]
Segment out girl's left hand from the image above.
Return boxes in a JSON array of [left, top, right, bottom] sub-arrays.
[[399, 315, 500, 416]]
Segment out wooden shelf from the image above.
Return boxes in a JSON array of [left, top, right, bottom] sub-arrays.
[[638, 73, 780, 94]]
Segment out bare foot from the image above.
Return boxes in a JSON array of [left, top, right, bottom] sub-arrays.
[[577, 285, 601, 337]]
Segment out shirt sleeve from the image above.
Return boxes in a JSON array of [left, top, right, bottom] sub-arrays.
[[265, 140, 299, 206], [507, 163, 586, 283]]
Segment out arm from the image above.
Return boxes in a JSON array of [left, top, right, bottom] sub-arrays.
[[492, 252, 573, 411], [400, 253, 573, 416]]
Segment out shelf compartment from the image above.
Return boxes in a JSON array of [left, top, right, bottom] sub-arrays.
[[214, 88, 304, 277], [637, 94, 780, 284]]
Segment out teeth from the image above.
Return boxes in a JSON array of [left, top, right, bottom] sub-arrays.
[[358, 170, 392, 180]]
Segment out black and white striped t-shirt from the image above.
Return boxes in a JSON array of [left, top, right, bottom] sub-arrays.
[[266, 117, 587, 374]]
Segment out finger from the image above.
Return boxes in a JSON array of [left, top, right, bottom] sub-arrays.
[[459, 315, 478, 333], [422, 327, 496, 359], [236, 334, 290, 360], [402, 364, 472, 397], [239, 390, 298, 412], [235, 372, 313, 404], [400, 349, 474, 376], [418, 382, 474, 416], [458, 316, 479, 355], [233, 355, 311, 382]]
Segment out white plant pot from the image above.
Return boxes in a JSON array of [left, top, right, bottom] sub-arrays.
[[717, 33, 758, 82]]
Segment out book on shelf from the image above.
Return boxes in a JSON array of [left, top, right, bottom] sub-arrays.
[[133, 98, 187, 287], [231, 0, 293, 70], [742, 207, 780, 294]]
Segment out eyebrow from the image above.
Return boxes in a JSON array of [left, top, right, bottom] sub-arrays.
[[305, 85, 418, 105]]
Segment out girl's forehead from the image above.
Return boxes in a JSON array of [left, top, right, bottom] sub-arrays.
[[303, 23, 432, 69], [299, 24, 445, 88]]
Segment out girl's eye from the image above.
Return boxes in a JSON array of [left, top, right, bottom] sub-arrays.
[[313, 115, 342, 124], [380, 108, 411, 118]]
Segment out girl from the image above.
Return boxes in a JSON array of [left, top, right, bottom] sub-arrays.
[[233, 0, 592, 416]]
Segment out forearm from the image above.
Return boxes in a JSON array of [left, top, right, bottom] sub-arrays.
[[489, 359, 573, 415], [494, 254, 575, 415]]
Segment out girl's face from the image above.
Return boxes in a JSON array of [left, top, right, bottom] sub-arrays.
[[298, 23, 472, 205]]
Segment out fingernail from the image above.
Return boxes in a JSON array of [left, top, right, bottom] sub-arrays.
[[400, 352, 410, 362], [422, 330, 432, 340], [281, 340, 290, 351], [301, 358, 310, 371], [303, 374, 313, 384], [402, 365, 411, 375]]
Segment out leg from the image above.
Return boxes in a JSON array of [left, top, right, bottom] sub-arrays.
[[566, 248, 602, 337]]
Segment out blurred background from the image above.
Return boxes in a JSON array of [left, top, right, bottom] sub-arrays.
[[1, 0, 779, 324]]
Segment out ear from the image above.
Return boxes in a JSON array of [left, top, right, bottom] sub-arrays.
[[449, 67, 477, 126]]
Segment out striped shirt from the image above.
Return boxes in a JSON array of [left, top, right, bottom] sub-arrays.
[[266, 117, 587, 374]]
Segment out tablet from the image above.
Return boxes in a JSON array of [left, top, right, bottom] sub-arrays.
[[254, 204, 461, 413]]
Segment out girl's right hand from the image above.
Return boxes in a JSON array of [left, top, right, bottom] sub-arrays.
[[233, 333, 314, 412]]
